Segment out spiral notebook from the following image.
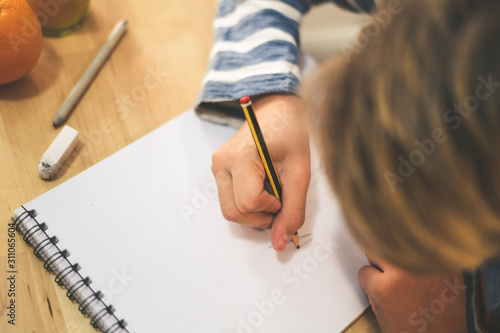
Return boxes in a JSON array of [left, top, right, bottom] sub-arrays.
[[12, 110, 369, 333]]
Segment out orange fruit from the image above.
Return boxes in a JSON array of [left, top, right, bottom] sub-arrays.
[[0, 0, 43, 85]]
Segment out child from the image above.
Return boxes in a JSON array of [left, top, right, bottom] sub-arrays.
[[305, 0, 500, 331]]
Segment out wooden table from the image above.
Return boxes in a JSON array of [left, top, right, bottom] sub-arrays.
[[0, 1, 379, 332]]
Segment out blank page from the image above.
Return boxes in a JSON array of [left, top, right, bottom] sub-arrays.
[[21, 110, 368, 332]]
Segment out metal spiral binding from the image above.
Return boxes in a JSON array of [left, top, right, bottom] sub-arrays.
[[79, 291, 103, 316], [13, 207, 130, 333], [44, 249, 69, 273], [22, 222, 47, 246], [14, 209, 37, 230], [67, 276, 92, 302], [34, 236, 58, 259], [55, 263, 81, 287], [106, 319, 128, 333], [91, 305, 115, 330]]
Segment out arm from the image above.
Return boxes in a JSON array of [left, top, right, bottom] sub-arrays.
[[195, 0, 312, 126], [198, 0, 374, 251], [197, 0, 314, 252], [195, 0, 375, 125]]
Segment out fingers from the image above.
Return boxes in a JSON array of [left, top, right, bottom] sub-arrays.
[[271, 160, 310, 252], [364, 249, 385, 273], [212, 94, 310, 245], [358, 265, 383, 312], [358, 248, 389, 296], [232, 160, 282, 214], [213, 164, 281, 229], [358, 265, 384, 292]]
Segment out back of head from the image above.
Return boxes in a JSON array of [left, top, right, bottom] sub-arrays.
[[307, 0, 500, 273]]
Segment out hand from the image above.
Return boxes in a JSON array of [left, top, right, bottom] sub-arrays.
[[358, 250, 467, 333], [211, 94, 310, 252]]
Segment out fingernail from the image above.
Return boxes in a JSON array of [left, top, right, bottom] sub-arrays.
[[278, 234, 291, 251]]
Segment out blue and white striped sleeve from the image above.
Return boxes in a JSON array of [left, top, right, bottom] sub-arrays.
[[194, 0, 375, 126]]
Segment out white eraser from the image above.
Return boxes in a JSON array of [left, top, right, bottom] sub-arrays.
[[38, 125, 79, 180]]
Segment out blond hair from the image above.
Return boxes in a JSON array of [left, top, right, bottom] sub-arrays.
[[306, 0, 500, 273]]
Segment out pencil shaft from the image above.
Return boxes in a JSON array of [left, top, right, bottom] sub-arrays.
[[241, 100, 282, 200], [240, 96, 300, 249], [53, 19, 128, 128]]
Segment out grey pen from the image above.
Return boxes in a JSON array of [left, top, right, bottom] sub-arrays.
[[53, 19, 128, 128]]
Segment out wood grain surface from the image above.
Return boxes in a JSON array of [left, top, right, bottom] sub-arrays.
[[0, 1, 379, 332]]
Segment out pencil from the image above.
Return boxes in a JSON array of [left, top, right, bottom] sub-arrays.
[[53, 19, 128, 128], [239, 96, 300, 249]]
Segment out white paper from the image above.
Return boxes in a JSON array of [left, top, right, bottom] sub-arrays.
[[21, 110, 368, 333]]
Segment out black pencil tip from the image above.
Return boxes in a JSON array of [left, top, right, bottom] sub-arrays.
[[296, 245, 300, 249]]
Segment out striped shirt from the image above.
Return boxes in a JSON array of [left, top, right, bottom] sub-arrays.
[[194, 0, 375, 126]]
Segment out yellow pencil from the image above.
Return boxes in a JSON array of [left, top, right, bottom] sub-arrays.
[[239, 96, 300, 249]]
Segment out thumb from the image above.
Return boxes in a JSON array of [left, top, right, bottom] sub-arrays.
[[270, 166, 310, 252]]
